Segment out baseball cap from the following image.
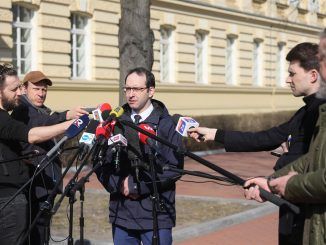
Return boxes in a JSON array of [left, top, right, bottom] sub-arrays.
[[22, 71, 53, 86]]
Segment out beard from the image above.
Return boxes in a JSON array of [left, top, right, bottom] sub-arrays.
[[1, 92, 18, 111], [316, 76, 326, 99]]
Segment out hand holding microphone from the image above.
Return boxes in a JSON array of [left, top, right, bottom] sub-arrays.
[[173, 115, 215, 142], [187, 127, 217, 142]]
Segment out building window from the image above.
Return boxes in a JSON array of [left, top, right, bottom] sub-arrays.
[[71, 14, 89, 79], [276, 42, 286, 87], [308, 0, 319, 12], [160, 25, 175, 83], [225, 34, 238, 85], [253, 38, 263, 86], [195, 30, 209, 84], [12, 5, 34, 76]]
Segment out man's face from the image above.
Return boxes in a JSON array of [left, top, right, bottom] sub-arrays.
[[124, 72, 155, 114], [0, 75, 22, 111], [25, 81, 48, 107], [285, 60, 318, 97]]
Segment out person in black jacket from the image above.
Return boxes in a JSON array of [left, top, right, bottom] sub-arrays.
[[11, 70, 88, 245], [95, 67, 183, 245], [0, 64, 74, 245], [188, 42, 324, 245]]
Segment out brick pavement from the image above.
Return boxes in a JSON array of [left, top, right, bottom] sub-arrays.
[[65, 150, 279, 244]]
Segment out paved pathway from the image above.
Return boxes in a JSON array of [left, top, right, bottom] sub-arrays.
[[64, 150, 279, 244]]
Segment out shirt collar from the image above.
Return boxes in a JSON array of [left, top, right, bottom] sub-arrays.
[[131, 103, 154, 123]]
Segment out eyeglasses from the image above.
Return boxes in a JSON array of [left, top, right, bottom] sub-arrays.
[[123, 87, 148, 94]]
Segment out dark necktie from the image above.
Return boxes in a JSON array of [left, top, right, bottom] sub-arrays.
[[134, 114, 141, 124]]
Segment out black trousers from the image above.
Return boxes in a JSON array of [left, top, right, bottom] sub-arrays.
[[0, 194, 28, 245]]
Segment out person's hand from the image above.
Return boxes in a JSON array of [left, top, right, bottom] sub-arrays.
[[243, 177, 270, 203], [187, 127, 217, 142], [280, 142, 289, 153], [120, 176, 140, 200], [66, 106, 89, 120], [269, 171, 297, 197]]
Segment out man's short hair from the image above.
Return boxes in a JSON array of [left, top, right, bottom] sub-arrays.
[[286, 42, 319, 71], [0, 64, 17, 89], [125, 67, 156, 88]]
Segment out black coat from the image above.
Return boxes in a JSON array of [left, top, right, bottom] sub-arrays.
[[215, 94, 326, 170], [11, 95, 67, 199], [95, 99, 183, 230]]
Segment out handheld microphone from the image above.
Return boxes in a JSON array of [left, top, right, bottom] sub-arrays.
[[138, 124, 159, 151], [78, 119, 99, 161], [102, 106, 124, 126], [108, 134, 128, 147], [108, 134, 128, 171], [92, 103, 112, 122], [174, 116, 199, 137], [92, 122, 115, 164], [45, 114, 90, 161]]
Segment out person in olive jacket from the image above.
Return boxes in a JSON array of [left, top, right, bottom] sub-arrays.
[[244, 29, 326, 245], [189, 42, 324, 245]]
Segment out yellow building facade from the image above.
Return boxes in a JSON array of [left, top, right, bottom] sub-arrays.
[[0, 0, 325, 115]]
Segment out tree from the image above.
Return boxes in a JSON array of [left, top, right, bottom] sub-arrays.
[[118, 0, 154, 105]]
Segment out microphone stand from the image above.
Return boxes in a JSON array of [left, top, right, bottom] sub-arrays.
[[20, 147, 80, 245], [119, 119, 300, 214], [0, 152, 45, 164], [146, 148, 161, 245], [0, 151, 61, 211], [52, 142, 98, 245]]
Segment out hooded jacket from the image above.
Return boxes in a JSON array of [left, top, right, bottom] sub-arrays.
[[96, 99, 183, 230]]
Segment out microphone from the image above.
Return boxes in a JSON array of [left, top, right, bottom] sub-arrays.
[[174, 115, 199, 137], [102, 106, 124, 126], [43, 114, 90, 164], [92, 103, 112, 122], [108, 134, 128, 171], [107, 134, 128, 147], [92, 122, 114, 163], [138, 124, 158, 150], [78, 119, 99, 161]]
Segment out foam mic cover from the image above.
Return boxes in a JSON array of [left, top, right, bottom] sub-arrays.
[[138, 124, 155, 145], [102, 106, 124, 126], [79, 120, 99, 145], [95, 124, 111, 140], [100, 103, 112, 112], [66, 114, 89, 138]]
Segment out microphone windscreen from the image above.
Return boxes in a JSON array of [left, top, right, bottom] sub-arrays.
[[66, 114, 89, 138], [100, 103, 112, 112], [138, 124, 155, 144], [95, 124, 111, 139], [110, 106, 124, 118]]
